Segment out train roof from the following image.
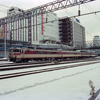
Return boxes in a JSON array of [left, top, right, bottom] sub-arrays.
[[10, 47, 81, 53], [21, 48, 80, 52]]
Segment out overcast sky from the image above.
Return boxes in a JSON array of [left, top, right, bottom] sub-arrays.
[[0, 0, 100, 41]]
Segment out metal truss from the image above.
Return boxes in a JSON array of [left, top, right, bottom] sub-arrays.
[[0, 0, 95, 24]]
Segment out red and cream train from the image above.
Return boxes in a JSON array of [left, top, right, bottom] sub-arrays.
[[9, 47, 96, 63]]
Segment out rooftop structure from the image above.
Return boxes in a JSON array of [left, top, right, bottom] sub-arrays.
[[7, 7, 24, 16]]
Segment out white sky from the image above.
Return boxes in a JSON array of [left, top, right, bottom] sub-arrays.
[[0, 0, 100, 41]]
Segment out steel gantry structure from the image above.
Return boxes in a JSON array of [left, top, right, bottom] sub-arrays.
[[0, 0, 95, 44]]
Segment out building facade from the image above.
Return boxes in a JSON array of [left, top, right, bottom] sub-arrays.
[[59, 17, 86, 49], [4, 7, 59, 45], [72, 18, 86, 49], [59, 17, 73, 46]]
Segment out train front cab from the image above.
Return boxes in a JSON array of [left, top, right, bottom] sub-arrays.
[[9, 47, 22, 62]]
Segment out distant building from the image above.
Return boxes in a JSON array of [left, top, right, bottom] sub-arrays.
[[93, 35, 100, 47]]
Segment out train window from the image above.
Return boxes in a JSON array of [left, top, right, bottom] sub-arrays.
[[33, 51, 35, 54], [44, 52, 47, 54], [48, 52, 50, 54], [51, 52, 53, 54], [54, 52, 56, 54], [36, 51, 39, 54], [13, 49, 21, 52], [40, 51, 43, 54]]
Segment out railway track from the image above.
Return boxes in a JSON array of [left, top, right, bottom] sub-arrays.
[[0, 60, 100, 80], [0, 58, 99, 71]]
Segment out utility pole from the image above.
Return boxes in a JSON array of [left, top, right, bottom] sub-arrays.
[[10, 31, 12, 48], [4, 29, 6, 58]]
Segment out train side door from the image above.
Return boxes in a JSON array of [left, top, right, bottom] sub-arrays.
[[20, 49, 24, 59]]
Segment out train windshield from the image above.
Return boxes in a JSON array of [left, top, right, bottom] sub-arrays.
[[13, 49, 21, 52]]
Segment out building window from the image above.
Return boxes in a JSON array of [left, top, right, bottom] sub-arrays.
[[44, 52, 47, 54], [36, 51, 39, 54], [40, 51, 43, 54], [9, 8, 14, 12]]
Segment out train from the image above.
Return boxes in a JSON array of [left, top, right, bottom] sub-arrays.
[[9, 47, 96, 63]]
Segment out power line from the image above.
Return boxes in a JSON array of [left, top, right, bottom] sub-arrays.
[[0, 4, 10, 8], [86, 3, 100, 21], [0, 10, 7, 13], [0, 4, 9, 13], [64, 9, 72, 17], [84, 3, 100, 22], [86, 31, 93, 39], [69, 10, 100, 18]]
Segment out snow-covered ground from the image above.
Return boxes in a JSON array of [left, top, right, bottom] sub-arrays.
[[0, 60, 13, 64], [0, 61, 100, 100]]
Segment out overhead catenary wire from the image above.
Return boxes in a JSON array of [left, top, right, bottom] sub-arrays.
[[84, 3, 100, 22], [0, 10, 7, 13], [0, 4, 10, 8], [86, 4, 100, 20], [83, 3, 100, 41], [64, 9, 71, 17], [86, 31, 93, 40], [0, 4, 9, 14]]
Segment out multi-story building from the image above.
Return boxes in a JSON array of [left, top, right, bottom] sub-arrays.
[[59, 17, 86, 49], [5, 7, 59, 45], [0, 7, 59, 57], [72, 18, 86, 49], [59, 17, 73, 46]]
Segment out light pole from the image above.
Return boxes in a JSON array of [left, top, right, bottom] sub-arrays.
[[4, 31, 6, 58]]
